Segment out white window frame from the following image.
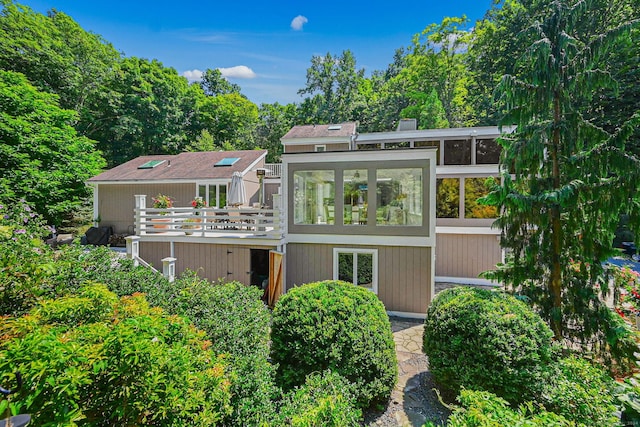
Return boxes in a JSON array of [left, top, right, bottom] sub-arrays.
[[333, 248, 378, 294], [315, 144, 326, 152], [197, 182, 228, 208]]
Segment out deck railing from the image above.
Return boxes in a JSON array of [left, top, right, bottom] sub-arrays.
[[134, 196, 283, 238]]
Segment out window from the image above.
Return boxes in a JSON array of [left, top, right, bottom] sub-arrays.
[[315, 145, 326, 152], [344, 169, 368, 225], [476, 139, 501, 164], [198, 184, 227, 208], [214, 157, 240, 167], [138, 160, 165, 169], [376, 168, 422, 226], [436, 178, 460, 218], [334, 248, 378, 293], [444, 140, 471, 165], [293, 170, 335, 224], [464, 177, 498, 218]]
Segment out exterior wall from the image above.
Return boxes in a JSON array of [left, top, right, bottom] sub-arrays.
[[284, 143, 350, 153], [435, 233, 502, 280], [140, 241, 277, 284], [97, 183, 194, 234], [286, 243, 432, 315]]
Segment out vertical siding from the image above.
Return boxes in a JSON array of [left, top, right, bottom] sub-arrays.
[[287, 243, 432, 314], [98, 183, 194, 234], [139, 241, 274, 285], [435, 233, 501, 279]]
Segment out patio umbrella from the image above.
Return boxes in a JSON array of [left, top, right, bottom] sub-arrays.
[[228, 171, 246, 207]]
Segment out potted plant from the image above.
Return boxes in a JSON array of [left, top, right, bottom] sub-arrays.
[[191, 197, 206, 220], [151, 194, 173, 229], [180, 218, 199, 235]]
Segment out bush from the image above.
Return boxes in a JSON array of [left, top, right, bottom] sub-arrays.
[[541, 356, 618, 427], [447, 389, 579, 427], [162, 276, 277, 426], [0, 284, 232, 425], [276, 370, 362, 426], [270, 280, 397, 409], [423, 286, 554, 403]]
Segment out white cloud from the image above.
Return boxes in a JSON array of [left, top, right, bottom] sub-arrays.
[[291, 15, 308, 31], [218, 65, 257, 79], [182, 69, 204, 82]]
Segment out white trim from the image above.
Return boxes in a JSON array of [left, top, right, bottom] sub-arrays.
[[436, 165, 500, 175], [435, 276, 501, 286], [357, 126, 514, 143], [283, 149, 433, 164], [386, 310, 426, 320], [314, 144, 326, 152], [88, 179, 202, 185], [241, 153, 267, 176], [281, 136, 353, 145], [92, 183, 99, 226], [286, 233, 435, 247], [436, 226, 500, 235], [333, 247, 378, 294]]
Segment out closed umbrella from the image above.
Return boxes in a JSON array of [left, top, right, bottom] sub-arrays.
[[228, 171, 246, 207]]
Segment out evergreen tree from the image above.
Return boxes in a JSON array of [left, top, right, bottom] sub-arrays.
[[484, 0, 640, 364]]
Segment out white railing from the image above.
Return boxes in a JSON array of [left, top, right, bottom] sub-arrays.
[[264, 163, 282, 177], [134, 197, 283, 239]]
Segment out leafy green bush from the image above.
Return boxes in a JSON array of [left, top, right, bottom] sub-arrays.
[[541, 356, 618, 427], [161, 276, 277, 426], [0, 284, 232, 426], [423, 286, 554, 403], [616, 371, 640, 426], [271, 280, 397, 409], [276, 370, 362, 426], [447, 389, 579, 427]]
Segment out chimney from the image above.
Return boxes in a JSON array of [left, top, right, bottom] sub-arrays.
[[396, 118, 417, 131]]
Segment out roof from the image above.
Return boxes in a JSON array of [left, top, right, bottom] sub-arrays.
[[281, 122, 357, 144], [88, 150, 267, 183], [356, 126, 515, 143]]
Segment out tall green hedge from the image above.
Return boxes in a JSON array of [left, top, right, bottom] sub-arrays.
[[270, 280, 397, 409], [423, 286, 554, 403]]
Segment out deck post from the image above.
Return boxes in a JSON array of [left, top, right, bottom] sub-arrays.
[[134, 195, 146, 235], [162, 257, 177, 282], [125, 235, 140, 267]]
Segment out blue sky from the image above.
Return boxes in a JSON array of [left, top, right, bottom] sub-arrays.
[[23, 1, 493, 105]]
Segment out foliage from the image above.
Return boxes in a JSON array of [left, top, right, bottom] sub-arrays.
[[270, 280, 397, 409], [541, 356, 618, 427], [200, 68, 242, 96], [152, 193, 174, 209], [0, 284, 232, 426], [191, 196, 206, 209], [0, 69, 106, 226], [481, 0, 640, 363], [0, 201, 56, 316], [275, 370, 362, 427], [447, 389, 580, 427], [615, 369, 640, 426], [613, 265, 640, 317], [423, 286, 554, 403]]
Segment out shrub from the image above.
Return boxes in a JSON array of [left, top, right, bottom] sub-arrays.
[[0, 284, 232, 425], [276, 370, 362, 426], [163, 276, 277, 426], [423, 286, 554, 403], [447, 389, 579, 427], [541, 356, 618, 427], [270, 280, 397, 409]]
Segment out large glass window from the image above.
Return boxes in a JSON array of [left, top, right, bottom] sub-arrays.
[[436, 178, 460, 218], [476, 139, 501, 164], [344, 169, 368, 225], [293, 170, 335, 224], [415, 140, 440, 165], [376, 168, 422, 226], [444, 140, 471, 165], [334, 248, 377, 293], [464, 177, 498, 218], [198, 184, 227, 208]]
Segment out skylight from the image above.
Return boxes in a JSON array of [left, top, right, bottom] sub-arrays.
[[327, 125, 342, 130], [138, 160, 165, 169], [214, 157, 240, 167]]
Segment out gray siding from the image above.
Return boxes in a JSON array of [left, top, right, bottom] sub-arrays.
[[435, 233, 501, 279], [286, 243, 432, 315]]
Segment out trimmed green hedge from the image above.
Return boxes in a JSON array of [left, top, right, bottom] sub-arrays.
[[423, 286, 554, 403], [271, 280, 397, 409]]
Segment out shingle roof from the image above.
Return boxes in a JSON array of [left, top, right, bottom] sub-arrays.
[[88, 150, 267, 182], [281, 122, 357, 140]]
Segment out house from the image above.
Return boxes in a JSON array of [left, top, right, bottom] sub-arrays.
[[88, 121, 511, 318]]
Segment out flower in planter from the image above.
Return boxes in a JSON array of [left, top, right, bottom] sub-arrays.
[[180, 218, 199, 234], [191, 197, 207, 210], [152, 194, 174, 214]]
